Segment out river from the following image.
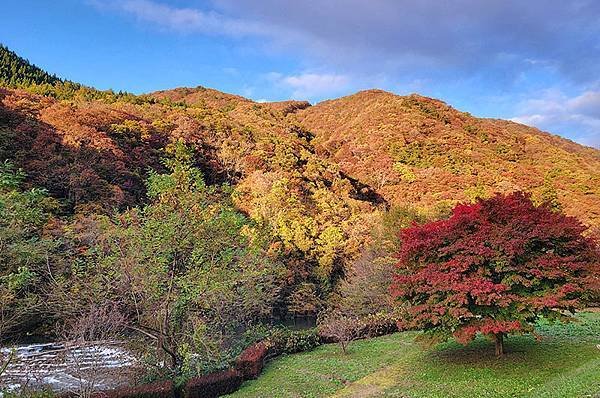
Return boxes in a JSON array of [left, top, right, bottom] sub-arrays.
[[0, 342, 140, 394]]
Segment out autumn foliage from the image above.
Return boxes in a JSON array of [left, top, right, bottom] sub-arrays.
[[391, 192, 599, 356], [2, 44, 600, 377], [297, 90, 600, 227]]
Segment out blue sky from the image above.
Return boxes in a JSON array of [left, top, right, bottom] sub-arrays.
[[2, 0, 599, 148]]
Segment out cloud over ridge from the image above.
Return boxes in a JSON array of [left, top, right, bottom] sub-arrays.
[[89, 0, 600, 147]]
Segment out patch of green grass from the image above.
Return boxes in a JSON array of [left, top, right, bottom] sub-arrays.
[[227, 332, 420, 398], [227, 312, 600, 398]]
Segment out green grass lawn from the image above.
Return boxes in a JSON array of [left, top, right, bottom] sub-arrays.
[[227, 312, 600, 398]]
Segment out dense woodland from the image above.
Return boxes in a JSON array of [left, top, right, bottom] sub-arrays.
[[0, 45, 599, 384], [0, 45, 61, 87]]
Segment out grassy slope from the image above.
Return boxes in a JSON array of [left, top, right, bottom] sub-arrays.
[[228, 313, 600, 398]]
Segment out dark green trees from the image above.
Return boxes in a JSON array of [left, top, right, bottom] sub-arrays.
[[60, 144, 283, 376], [0, 161, 57, 339], [0, 44, 61, 87]]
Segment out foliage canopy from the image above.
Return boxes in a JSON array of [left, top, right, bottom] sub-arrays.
[[392, 192, 599, 356]]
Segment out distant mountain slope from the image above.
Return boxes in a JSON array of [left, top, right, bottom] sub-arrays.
[[150, 87, 311, 115], [0, 43, 598, 229], [0, 83, 375, 285], [151, 86, 251, 109], [296, 90, 600, 226], [0, 44, 62, 87]]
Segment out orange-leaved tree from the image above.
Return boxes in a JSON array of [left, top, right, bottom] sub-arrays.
[[391, 192, 599, 357]]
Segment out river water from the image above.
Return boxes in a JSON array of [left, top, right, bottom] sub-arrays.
[[0, 342, 140, 394]]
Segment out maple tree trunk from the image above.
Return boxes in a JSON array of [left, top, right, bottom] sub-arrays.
[[494, 333, 505, 357]]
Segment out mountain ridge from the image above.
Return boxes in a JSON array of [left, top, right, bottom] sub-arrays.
[[0, 44, 62, 87], [295, 88, 600, 226], [1, 45, 599, 228]]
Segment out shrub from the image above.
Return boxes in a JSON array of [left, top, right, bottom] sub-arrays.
[[183, 369, 243, 398], [317, 312, 360, 353], [283, 329, 321, 353], [99, 380, 175, 398], [235, 342, 268, 380], [355, 312, 399, 338], [266, 328, 321, 355], [317, 312, 400, 348]]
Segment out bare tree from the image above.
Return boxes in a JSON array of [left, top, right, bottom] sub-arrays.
[[59, 304, 128, 398], [318, 311, 360, 354]]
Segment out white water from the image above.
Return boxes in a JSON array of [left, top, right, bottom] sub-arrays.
[[0, 342, 139, 394]]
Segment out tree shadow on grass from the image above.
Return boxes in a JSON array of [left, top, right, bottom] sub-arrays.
[[424, 335, 561, 368]]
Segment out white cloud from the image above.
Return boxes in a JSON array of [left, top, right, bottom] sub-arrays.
[[567, 91, 600, 119], [91, 0, 600, 83], [90, 0, 265, 35], [511, 89, 600, 148], [278, 73, 350, 99], [213, 0, 600, 82], [263, 71, 351, 100]]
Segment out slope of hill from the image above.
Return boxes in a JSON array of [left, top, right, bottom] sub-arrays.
[[150, 86, 251, 109], [295, 89, 600, 226], [1, 45, 600, 375], [0, 83, 375, 303], [3, 43, 598, 228], [0, 44, 62, 87], [1, 46, 599, 282]]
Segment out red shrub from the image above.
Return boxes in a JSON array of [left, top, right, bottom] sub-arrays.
[[235, 342, 268, 380], [94, 380, 175, 398], [184, 369, 243, 398]]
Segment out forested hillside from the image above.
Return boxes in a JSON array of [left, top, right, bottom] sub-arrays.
[[1, 44, 599, 383], [0, 45, 61, 87], [296, 89, 600, 227]]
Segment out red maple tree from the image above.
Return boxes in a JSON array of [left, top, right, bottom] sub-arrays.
[[391, 192, 599, 356]]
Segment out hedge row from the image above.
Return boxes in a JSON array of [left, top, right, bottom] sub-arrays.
[[93, 380, 175, 398], [183, 369, 243, 398], [97, 369, 243, 398], [235, 342, 268, 379], [91, 312, 399, 398]]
